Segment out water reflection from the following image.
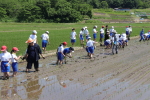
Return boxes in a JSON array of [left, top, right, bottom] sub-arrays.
[[25, 75, 45, 99]]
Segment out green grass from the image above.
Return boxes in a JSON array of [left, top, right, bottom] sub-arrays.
[[0, 22, 149, 55]]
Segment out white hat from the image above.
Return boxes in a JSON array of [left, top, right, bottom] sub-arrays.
[[94, 25, 97, 28], [45, 31, 49, 34], [32, 30, 37, 34], [84, 26, 87, 28], [88, 37, 91, 39], [112, 26, 114, 29]]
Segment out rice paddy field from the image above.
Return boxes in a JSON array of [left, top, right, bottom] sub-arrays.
[[0, 22, 150, 56]]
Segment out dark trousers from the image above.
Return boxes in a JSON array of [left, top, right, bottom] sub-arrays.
[[27, 60, 39, 69], [112, 44, 118, 54]]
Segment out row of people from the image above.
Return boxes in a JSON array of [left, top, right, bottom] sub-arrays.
[[0, 38, 45, 80]]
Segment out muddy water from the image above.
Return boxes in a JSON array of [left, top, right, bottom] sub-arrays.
[[1, 38, 150, 100]]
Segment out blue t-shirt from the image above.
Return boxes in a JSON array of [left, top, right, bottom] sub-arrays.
[[140, 30, 144, 36], [63, 48, 71, 54]]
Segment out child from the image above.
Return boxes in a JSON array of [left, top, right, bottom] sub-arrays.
[[79, 28, 84, 47], [139, 29, 145, 42], [86, 37, 98, 59], [56, 42, 67, 65], [70, 28, 77, 47], [63, 47, 74, 64], [0, 46, 11, 80], [93, 25, 98, 41], [11, 47, 22, 77]]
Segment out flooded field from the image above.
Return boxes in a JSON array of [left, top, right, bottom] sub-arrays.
[[1, 38, 150, 100]]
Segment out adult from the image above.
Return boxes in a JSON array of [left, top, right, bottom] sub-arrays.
[[29, 30, 38, 44], [100, 25, 105, 46], [93, 25, 98, 41], [139, 29, 145, 42], [104, 31, 110, 41], [70, 28, 77, 47], [84, 26, 90, 41], [112, 30, 120, 54], [0, 46, 11, 80], [63, 47, 74, 64], [56, 42, 67, 65], [41, 31, 50, 52], [86, 37, 98, 59], [79, 28, 85, 47], [23, 38, 45, 72]]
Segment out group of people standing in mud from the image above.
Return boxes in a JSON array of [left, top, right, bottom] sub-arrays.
[[0, 30, 48, 80], [2, 24, 150, 80]]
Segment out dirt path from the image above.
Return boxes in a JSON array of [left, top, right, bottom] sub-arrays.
[[0, 38, 150, 100]]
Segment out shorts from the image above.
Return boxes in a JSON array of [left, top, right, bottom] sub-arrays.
[[86, 35, 89, 39], [93, 34, 97, 39], [1, 61, 10, 72], [100, 33, 104, 38], [42, 40, 48, 47], [12, 62, 18, 72], [71, 39, 76, 43], [119, 40, 123, 45], [80, 35, 84, 40], [57, 52, 64, 61], [88, 47, 94, 54], [126, 31, 129, 35], [104, 41, 109, 46]]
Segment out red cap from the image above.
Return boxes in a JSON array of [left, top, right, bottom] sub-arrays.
[[12, 47, 19, 51], [62, 42, 67, 45], [102, 26, 105, 28], [126, 26, 128, 27], [149, 30, 150, 32], [1, 46, 7, 51]]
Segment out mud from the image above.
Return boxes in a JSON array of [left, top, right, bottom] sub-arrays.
[[0, 38, 150, 100]]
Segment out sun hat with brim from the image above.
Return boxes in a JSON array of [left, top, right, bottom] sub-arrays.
[[25, 38, 34, 43], [1, 46, 7, 51], [12, 47, 19, 51], [84, 26, 87, 28]]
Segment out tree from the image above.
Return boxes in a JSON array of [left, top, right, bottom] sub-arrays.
[[17, 3, 42, 22], [0, 7, 6, 20], [101, 1, 108, 9]]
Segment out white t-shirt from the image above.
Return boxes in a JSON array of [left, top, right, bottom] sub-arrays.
[[79, 30, 84, 35], [70, 31, 77, 39], [86, 40, 95, 47], [144, 33, 149, 36], [110, 28, 114, 33], [11, 54, 17, 62], [121, 33, 127, 40], [29, 34, 37, 43], [106, 39, 111, 44], [93, 29, 97, 34], [58, 45, 64, 52], [84, 29, 89, 35], [0, 52, 11, 61], [129, 27, 132, 32], [126, 28, 129, 32], [41, 33, 49, 40], [100, 28, 104, 33]]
